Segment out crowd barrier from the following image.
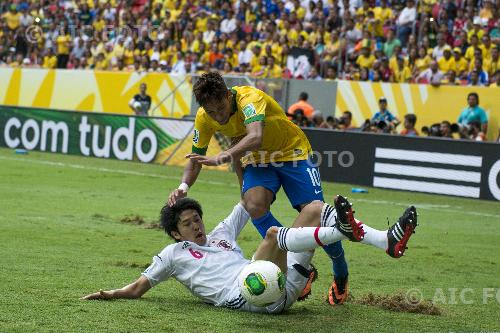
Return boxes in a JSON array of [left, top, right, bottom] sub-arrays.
[[0, 106, 227, 170], [304, 128, 500, 201]]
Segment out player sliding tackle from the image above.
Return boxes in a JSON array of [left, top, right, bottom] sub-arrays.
[[168, 72, 352, 304], [82, 196, 419, 313]]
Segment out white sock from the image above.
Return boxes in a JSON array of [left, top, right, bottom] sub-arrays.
[[277, 227, 346, 252], [359, 222, 388, 250]]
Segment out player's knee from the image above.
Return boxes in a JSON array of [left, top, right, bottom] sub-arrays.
[[299, 201, 323, 226], [243, 197, 269, 219], [264, 226, 279, 241]]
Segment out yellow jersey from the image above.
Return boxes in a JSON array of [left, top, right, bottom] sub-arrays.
[[356, 54, 376, 69], [438, 56, 456, 73], [192, 86, 311, 164]]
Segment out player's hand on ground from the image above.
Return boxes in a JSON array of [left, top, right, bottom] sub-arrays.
[[168, 189, 187, 206], [81, 289, 113, 300]]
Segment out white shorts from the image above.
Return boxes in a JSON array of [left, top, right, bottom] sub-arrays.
[[225, 251, 314, 314]]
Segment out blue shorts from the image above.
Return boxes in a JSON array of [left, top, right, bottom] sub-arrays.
[[242, 159, 324, 211]]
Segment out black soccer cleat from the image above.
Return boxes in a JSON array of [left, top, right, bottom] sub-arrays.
[[334, 195, 365, 242], [387, 206, 418, 258]]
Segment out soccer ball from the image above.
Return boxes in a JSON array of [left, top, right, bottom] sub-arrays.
[[133, 101, 142, 110], [238, 260, 286, 307]]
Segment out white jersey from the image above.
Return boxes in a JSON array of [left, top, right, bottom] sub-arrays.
[[142, 203, 251, 306]]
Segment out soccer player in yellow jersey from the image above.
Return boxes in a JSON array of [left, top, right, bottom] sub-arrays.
[[167, 72, 354, 305]]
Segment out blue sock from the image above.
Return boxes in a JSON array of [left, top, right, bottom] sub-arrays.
[[323, 241, 348, 279], [252, 211, 283, 238]]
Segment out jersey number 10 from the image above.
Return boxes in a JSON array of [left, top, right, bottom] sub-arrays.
[[306, 167, 321, 187]]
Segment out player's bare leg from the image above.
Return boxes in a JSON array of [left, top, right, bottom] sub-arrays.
[[253, 201, 323, 271]]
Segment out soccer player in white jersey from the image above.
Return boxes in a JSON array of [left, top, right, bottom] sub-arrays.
[[81, 196, 418, 313]]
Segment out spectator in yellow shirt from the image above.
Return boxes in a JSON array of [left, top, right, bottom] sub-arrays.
[[394, 56, 412, 83], [468, 19, 485, 42], [42, 49, 57, 69], [414, 46, 431, 75], [266, 56, 283, 78], [389, 46, 407, 72], [3, 5, 21, 31], [453, 47, 469, 77], [489, 47, 499, 77], [94, 53, 109, 71], [251, 55, 268, 78], [373, 0, 393, 22], [56, 28, 71, 68], [356, 44, 376, 69], [437, 47, 456, 73], [480, 35, 493, 61], [465, 34, 481, 60]]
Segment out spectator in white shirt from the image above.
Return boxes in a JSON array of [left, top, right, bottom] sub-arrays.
[[220, 12, 237, 34], [71, 38, 86, 60], [397, 0, 417, 46], [417, 60, 444, 86], [171, 51, 186, 76], [203, 19, 216, 45], [237, 40, 253, 68], [343, 19, 362, 54], [432, 33, 450, 60]]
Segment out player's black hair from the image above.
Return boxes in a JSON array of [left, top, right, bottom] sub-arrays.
[[193, 72, 228, 106], [160, 198, 203, 241]]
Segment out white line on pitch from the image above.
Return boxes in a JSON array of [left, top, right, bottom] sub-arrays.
[[0, 155, 238, 187], [1, 155, 498, 219]]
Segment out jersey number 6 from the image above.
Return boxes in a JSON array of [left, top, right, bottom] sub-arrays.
[[189, 248, 204, 259]]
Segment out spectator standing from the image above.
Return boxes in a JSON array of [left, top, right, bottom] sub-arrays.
[[457, 92, 488, 134], [288, 92, 314, 119], [129, 83, 152, 116], [371, 97, 400, 130], [56, 27, 71, 69], [396, 0, 417, 46]]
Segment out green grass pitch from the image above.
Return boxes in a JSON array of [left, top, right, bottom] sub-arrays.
[[0, 147, 499, 332]]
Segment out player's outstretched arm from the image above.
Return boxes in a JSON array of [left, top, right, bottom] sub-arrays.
[[187, 122, 263, 166], [81, 276, 151, 300], [167, 158, 202, 206]]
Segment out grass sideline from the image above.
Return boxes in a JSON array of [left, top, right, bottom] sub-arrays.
[[0, 148, 499, 333]]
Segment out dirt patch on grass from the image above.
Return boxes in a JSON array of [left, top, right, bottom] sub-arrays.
[[120, 215, 162, 229], [144, 222, 162, 229], [120, 215, 145, 225], [112, 261, 150, 270], [354, 291, 442, 316]]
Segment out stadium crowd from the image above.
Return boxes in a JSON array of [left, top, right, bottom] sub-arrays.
[[0, 0, 499, 86]]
